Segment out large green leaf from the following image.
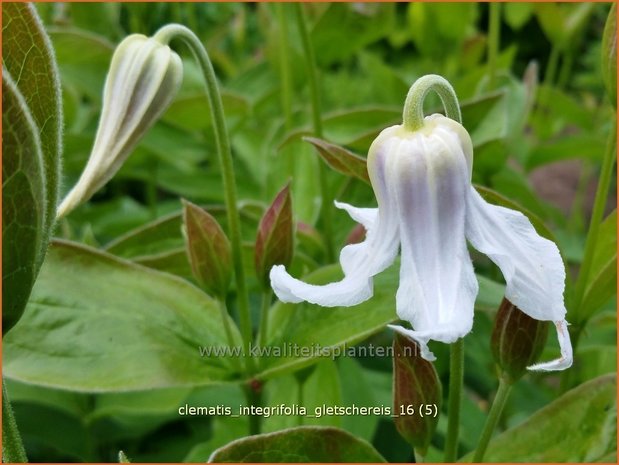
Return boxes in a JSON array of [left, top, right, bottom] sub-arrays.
[[2, 2, 63, 238], [2, 71, 47, 333], [3, 240, 242, 391], [209, 426, 386, 462], [464, 374, 617, 462]]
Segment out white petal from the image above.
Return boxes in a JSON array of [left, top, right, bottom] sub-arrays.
[[269, 129, 401, 307], [465, 188, 567, 321], [527, 320, 573, 371], [391, 120, 478, 360], [465, 187, 571, 369], [334, 201, 377, 230]]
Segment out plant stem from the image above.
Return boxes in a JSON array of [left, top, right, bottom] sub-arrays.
[[472, 377, 512, 462], [487, 2, 501, 89], [293, 3, 335, 262], [443, 338, 464, 462], [276, 4, 293, 133], [258, 290, 272, 348], [572, 118, 617, 323], [153, 25, 254, 372], [2, 381, 28, 463], [403, 74, 462, 130]]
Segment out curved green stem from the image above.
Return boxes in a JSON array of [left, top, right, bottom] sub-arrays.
[[2, 381, 28, 463], [443, 338, 464, 462], [293, 3, 335, 262], [154, 25, 253, 372], [472, 377, 512, 462], [572, 118, 617, 323], [403, 74, 462, 131]]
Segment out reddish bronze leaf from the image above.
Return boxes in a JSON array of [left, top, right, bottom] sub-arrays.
[[255, 183, 294, 288], [491, 297, 549, 383], [393, 333, 442, 456], [304, 136, 370, 184], [182, 200, 231, 298]]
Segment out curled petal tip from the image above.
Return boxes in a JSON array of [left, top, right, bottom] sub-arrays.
[[527, 320, 573, 371]]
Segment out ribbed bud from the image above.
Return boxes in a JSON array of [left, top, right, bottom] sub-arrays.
[[57, 34, 183, 217], [491, 297, 550, 383], [182, 200, 232, 298], [256, 183, 293, 289], [602, 4, 617, 107], [393, 332, 441, 457]]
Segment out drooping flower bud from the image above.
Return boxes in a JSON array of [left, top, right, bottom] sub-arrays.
[[602, 3, 616, 107], [255, 183, 293, 289], [393, 332, 441, 457], [183, 200, 232, 298], [57, 33, 183, 218], [491, 297, 550, 383]]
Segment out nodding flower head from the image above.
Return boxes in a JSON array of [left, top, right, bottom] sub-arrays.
[[57, 33, 183, 218], [270, 75, 572, 372]]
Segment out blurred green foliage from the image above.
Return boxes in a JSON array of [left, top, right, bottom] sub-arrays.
[[3, 2, 616, 462]]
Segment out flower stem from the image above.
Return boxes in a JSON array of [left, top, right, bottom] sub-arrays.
[[487, 2, 501, 89], [2, 381, 28, 463], [472, 377, 512, 462], [258, 290, 272, 348], [153, 25, 253, 372], [403, 74, 462, 131], [443, 338, 464, 462], [293, 3, 335, 262], [572, 118, 617, 324]]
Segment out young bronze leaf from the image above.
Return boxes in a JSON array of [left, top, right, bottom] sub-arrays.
[[304, 137, 370, 184], [392, 333, 442, 456], [255, 184, 293, 288], [491, 298, 549, 383], [182, 200, 232, 298]]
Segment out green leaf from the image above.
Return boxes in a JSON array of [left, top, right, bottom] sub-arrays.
[[263, 360, 342, 433], [464, 374, 616, 462], [337, 358, 381, 442], [209, 426, 387, 462], [304, 137, 370, 184], [2, 71, 47, 333], [311, 3, 395, 66], [504, 3, 533, 30], [4, 240, 243, 391], [2, 2, 63, 237], [48, 28, 114, 102], [580, 210, 617, 319]]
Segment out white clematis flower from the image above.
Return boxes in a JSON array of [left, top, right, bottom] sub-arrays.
[[270, 113, 572, 371]]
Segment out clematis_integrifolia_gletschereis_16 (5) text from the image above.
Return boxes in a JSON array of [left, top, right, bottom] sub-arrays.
[[270, 74, 572, 371]]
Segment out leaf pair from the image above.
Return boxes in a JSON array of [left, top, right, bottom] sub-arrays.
[[183, 183, 293, 296]]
